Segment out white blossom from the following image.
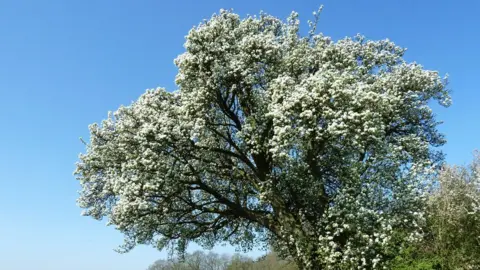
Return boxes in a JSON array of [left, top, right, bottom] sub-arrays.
[[75, 9, 450, 269]]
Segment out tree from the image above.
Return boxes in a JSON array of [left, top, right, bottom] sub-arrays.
[[147, 251, 296, 270], [75, 9, 450, 269], [226, 254, 255, 270], [225, 252, 297, 270], [147, 259, 177, 270], [247, 252, 298, 270], [147, 251, 230, 270], [425, 153, 480, 269], [389, 153, 480, 270]]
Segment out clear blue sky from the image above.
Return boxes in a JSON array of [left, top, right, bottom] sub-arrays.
[[0, 1, 478, 269]]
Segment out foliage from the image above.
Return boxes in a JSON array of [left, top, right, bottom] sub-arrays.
[[243, 252, 298, 270], [427, 153, 480, 269], [147, 251, 296, 270], [147, 251, 230, 270], [390, 153, 480, 269], [225, 254, 256, 270], [389, 245, 441, 270], [75, 8, 450, 269]]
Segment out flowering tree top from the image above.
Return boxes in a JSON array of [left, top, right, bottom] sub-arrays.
[[75, 9, 450, 269]]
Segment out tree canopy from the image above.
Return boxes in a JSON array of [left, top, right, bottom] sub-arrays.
[[146, 251, 297, 270], [75, 9, 450, 269]]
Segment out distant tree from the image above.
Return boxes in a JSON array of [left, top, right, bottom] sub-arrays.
[[147, 251, 230, 270], [203, 252, 231, 270], [426, 153, 480, 269], [147, 251, 297, 270], [390, 152, 480, 270], [147, 259, 177, 270], [226, 254, 255, 270], [248, 253, 298, 270], [76, 8, 450, 269]]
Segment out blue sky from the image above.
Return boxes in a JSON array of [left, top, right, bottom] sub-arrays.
[[0, 1, 478, 269]]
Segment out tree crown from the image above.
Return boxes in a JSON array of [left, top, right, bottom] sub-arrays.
[[75, 9, 450, 269]]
